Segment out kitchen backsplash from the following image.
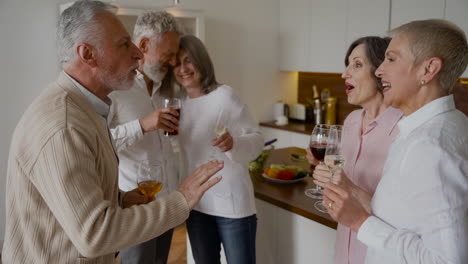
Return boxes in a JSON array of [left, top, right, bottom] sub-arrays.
[[297, 73, 468, 124], [454, 80, 468, 116], [297, 72, 359, 125]]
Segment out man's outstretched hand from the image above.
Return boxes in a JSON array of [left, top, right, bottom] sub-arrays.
[[178, 160, 224, 210]]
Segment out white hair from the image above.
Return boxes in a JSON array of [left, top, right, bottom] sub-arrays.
[[133, 11, 183, 44], [56, 0, 116, 67]]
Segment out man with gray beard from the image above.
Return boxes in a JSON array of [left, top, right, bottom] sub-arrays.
[[107, 11, 183, 264]]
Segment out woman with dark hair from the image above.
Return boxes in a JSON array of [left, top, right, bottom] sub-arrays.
[[307, 36, 403, 264], [174, 35, 263, 264]]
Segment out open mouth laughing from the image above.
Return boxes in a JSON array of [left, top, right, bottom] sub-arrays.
[[382, 81, 391, 93], [345, 82, 355, 94]]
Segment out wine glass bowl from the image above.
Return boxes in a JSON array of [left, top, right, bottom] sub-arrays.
[[207, 108, 228, 161], [212, 108, 227, 137], [137, 163, 163, 199], [305, 124, 330, 199]]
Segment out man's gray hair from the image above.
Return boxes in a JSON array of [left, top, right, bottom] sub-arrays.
[[390, 19, 468, 94], [133, 11, 183, 44], [57, 0, 116, 67]]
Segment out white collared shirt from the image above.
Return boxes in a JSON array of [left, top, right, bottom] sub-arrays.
[[107, 71, 178, 196], [63, 71, 110, 125], [357, 95, 468, 264]]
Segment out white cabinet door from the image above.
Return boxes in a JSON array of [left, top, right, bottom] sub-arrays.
[[346, 0, 390, 48], [276, 205, 336, 264], [290, 132, 310, 149], [445, 0, 468, 78], [390, 0, 445, 28], [279, 0, 346, 73], [279, 0, 310, 71], [256, 199, 336, 264], [279, 0, 390, 73], [256, 199, 279, 264], [261, 127, 293, 149], [308, 0, 347, 73], [261, 127, 310, 149]]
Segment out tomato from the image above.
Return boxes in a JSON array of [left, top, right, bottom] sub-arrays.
[[266, 168, 281, 179], [277, 169, 296, 180]]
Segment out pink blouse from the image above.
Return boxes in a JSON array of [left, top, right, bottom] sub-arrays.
[[335, 107, 403, 264]]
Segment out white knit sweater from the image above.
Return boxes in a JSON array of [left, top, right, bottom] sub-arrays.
[[178, 85, 264, 218]]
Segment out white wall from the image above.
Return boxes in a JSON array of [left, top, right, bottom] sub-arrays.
[[0, 0, 286, 244]]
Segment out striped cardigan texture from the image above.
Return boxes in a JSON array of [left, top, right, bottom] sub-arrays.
[[2, 73, 189, 264]]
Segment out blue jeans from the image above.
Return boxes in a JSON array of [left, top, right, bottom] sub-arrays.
[[120, 228, 174, 264], [186, 210, 257, 264]]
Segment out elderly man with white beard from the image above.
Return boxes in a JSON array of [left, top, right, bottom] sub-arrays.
[[107, 11, 185, 264]]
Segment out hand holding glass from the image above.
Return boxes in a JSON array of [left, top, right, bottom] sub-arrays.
[[208, 109, 228, 160], [163, 98, 181, 136], [137, 163, 163, 199]]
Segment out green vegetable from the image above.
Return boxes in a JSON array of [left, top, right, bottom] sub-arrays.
[[248, 149, 271, 172], [269, 164, 304, 173]]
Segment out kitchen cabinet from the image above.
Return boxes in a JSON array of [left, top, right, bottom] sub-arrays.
[[391, 0, 468, 78], [280, 0, 468, 78], [390, 0, 445, 29], [279, 0, 389, 73], [256, 199, 336, 264], [261, 127, 310, 149], [445, 0, 468, 77], [346, 0, 390, 48], [279, 0, 310, 71], [306, 0, 347, 73]]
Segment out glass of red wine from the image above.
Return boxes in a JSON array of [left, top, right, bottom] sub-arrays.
[[163, 98, 181, 136], [304, 124, 329, 199]]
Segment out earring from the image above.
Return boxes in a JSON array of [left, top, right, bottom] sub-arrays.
[[420, 80, 426, 85]]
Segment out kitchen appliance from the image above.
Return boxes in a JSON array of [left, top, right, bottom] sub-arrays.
[[288, 103, 313, 122], [274, 102, 289, 121]]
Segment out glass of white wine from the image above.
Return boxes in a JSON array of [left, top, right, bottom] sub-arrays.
[[208, 108, 228, 160], [314, 125, 345, 213], [137, 162, 163, 200]]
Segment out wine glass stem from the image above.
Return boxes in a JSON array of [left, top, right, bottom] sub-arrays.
[[316, 161, 325, 191]]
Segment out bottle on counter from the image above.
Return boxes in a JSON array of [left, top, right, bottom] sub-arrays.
[[320, 88, 331, 124], [312, 85, 322, 125], [325, 97, 337, 125]]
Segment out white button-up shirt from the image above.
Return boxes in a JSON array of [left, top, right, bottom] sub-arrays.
[[107, 71, 178, 197], [63, 71, 110, 124], [357, 95, 468, 264]]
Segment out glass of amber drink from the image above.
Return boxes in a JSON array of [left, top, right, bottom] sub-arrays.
[[137, 163, 163, 199]]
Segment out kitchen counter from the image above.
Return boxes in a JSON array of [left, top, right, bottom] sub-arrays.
[[251, 147, 337, 229], [260, 120, 314, 136]]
